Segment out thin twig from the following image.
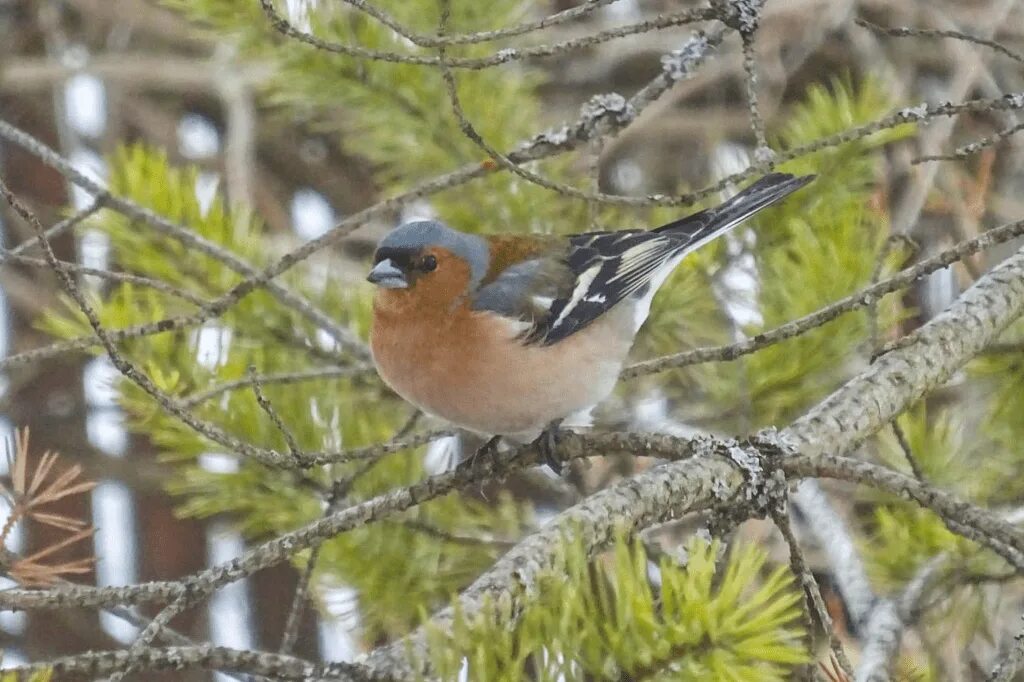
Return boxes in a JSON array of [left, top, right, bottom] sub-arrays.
[[890, 420, 924, 481], [773, 508, 855, 677], [249, 365, 304, 461], [342, 0, 619, 48], [181, 366, 374, 408], [0, 198, 104, 259], [914, 122, 1024, 164], [107, 593, 192, 682], [1, 250, 209, 306], [855, 17, 1024, 66], [258, 0, 719, 70]]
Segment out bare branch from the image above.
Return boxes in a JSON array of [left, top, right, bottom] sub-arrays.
[[257, 0, 720, 69], [5, 644, 372, 681], [856, 17, 1024, 67]]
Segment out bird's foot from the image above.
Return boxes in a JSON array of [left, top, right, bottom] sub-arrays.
[[460, 434, 502, 474], [532, 420, 566, 474]]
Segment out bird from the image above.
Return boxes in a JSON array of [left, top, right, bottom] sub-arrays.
[[366, 172, 814, 472]]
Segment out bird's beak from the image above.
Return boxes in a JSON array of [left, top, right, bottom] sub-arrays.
[[367, 259, 409, 289]]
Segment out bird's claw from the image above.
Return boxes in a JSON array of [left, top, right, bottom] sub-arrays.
[[533, 422, 565, 474], [460, 434, 502, 474]]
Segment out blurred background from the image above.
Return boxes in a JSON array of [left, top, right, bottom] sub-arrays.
[[2, 0, 1024, 680]]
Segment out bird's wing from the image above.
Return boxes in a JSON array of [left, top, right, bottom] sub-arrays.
[[471, 257, 557, 322], [474, 172, 814, 345], [533, 230, 682, 344], [471, 228, 689, 345]]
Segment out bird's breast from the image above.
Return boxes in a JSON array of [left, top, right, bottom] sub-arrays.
[[369, 304, 632, 436]]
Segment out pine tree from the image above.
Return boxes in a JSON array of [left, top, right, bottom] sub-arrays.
[[4, 0, 1024, 680]]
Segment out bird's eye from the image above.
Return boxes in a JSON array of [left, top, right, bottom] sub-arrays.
[[421, 255, 437, 272]]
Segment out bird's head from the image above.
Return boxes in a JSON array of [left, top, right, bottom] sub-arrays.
[[367, 220, 489, 309]]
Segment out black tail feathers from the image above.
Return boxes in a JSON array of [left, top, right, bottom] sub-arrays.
[[652, 173, 815, 246]]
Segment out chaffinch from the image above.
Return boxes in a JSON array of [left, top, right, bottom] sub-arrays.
[[367, 172, 813, 470]]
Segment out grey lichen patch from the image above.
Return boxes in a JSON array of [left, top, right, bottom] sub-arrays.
[[579, 92, 633, 123], [896, 103, 929, 122], [710, 474, 735, 501], [714, 0, 764, 34], [713, 430, 794, 517], [526, 93, 635, 151], [728, 443, 765, 500], [753, 145, 777, 165], [1004, 92, 1024, 109], [660, 32, 713, 80]]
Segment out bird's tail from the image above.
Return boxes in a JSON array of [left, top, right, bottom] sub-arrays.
[[652, 172, 815, 252]]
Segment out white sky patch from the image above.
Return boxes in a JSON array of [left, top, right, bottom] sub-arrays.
[[708, 142, 765, 331], [194, 324, 233, 369], [315, 327, 340, 353], [194, 171, 221, 216], [534, 507, 558, 527], [631, 393, 702, 438], [67, 148, 107, 211], [285, 0, 313, 31], [0, 648, 27, 669], [400, 200, 436, 224], [646, 559, 662, 589], [563, 406, 593, 431], [59, 43, 90, 70], [83, 357, 127, 457], [0, 287, 9, 361], [79, 227, 109, 273], [318, 583, 361, 661], [177, 113, 221, 159], [602, 0, 640, 21], [632, 394, 670, 429], [207, 521, 254, 681], [924, 267, 959, 318], [0, 498, 23, 554], [199, 452, 240, 474], [0, 417, 14, 476], [711, 142, 750, 197], [64, 73, 107, 138], [610, 159, 643, 193], [291, 188, 335, 240], [77, 191, 110, 293], [92, 480, 139, 642], [717, 251, 763, 328], [86, 408, 127, 457], [83, 356, 120, 407]]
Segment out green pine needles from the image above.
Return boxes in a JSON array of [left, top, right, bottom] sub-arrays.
[[423, 534, 807, 681]]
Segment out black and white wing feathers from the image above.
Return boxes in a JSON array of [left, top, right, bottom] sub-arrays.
[[529, 172, 814, 345]]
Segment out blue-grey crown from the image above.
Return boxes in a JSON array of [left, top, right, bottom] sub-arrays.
[[378, 220, 490, 289]]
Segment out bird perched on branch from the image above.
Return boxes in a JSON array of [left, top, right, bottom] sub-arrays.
[[367, 173, 813, 472]]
